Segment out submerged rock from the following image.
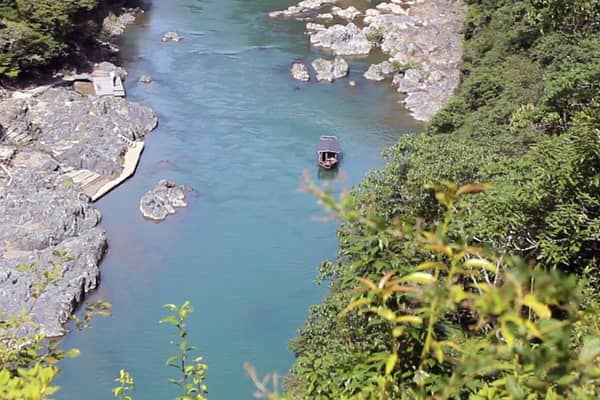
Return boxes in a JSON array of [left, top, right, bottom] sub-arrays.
[[268, 0, 337, 19], [162, 31, 183, 42], [139, 75, 153, 84], [290, 63, 310, 81], [140, 180, 188, 221]]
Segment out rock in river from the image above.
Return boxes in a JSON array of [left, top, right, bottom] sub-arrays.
[[290, 63, 310, 81], [312, 57, 349, 82], [333, 57, 349, 79], [162, 31, 183, 42], [139, 75, 153, 84], [140, 180, 188, 221]]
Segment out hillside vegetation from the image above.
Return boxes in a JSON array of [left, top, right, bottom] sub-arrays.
[[287, 0, 600, 398], [0, 0, 121, 78]]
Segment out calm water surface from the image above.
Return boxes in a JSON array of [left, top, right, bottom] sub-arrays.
[[57, 0, 421, 398]]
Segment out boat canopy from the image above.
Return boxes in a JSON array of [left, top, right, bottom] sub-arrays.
[[317, 136, 341, 154]]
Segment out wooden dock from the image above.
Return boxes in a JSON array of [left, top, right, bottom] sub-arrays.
[[63, 135, 144, 201]]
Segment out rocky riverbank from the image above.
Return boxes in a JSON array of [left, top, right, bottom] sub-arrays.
[[270, 0, 467, 121], [0, 83, 157, 337], [0, 6, 157, 337]]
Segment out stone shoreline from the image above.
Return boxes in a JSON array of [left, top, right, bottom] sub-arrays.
[[271, 0, 467, 121], [0, 8, 155, 337]]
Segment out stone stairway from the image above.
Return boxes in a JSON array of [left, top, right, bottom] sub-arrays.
[[62, 134, 144, 201]]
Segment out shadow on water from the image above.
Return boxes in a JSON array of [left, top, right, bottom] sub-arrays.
[[317, 167, 340, 181]]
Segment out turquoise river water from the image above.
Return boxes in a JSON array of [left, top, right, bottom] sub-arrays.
[[56, 0, 421, 398]]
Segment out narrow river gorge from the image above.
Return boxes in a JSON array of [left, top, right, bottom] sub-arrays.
[[56, 0, 422, 398]]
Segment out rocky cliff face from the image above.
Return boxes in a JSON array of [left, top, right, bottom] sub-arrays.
[[0, 86, 157, 336]]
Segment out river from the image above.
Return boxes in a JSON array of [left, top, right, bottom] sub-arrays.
[[56, 0, 421, 398]]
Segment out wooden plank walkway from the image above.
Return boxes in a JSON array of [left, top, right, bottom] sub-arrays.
[[63, 135, 144, 202]]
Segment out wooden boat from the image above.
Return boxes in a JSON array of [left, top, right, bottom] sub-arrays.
[[317, 135, 341, 169]]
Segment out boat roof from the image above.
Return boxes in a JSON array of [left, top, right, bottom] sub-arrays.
[[318, 136, 341, 153]]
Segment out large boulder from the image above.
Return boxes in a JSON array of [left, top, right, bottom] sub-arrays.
[[312, 57, 348, 82], [140, 180, 188, 221], [333, 57, 349, 79], [290, 63, 310, 81], [364, 61, 394, 81], [312, 58, 334, 82], [310, 23, 373, 56], [23, 88, 158, 175]]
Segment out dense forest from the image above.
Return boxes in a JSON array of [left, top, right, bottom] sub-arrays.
[[0, 0, 125, 78], [287, 0, 600, 398], [1, 0, 600, 399]]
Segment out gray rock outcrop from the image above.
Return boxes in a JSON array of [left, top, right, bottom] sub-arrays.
[[310, 23, 373, 55], [102, 8, 139, 37], [333, 57, 349, 79], [312, 57, 349, 82], [364, 61, 394, 81], [0, 84, 157, 337], [140, 180, 188, 221], [290, 63, 310, 81], [331, 6, 361, 20], [312, 58, 334, 82], [268, 0, 337, 19]]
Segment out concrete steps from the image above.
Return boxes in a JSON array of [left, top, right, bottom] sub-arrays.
[[62, 135, 144, 201]]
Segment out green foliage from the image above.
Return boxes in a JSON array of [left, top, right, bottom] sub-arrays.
[[160, 301, 208, 400], [526, 0, 600, 33], [111, 301, 209, 400], [283, 181, 600, 399], [366, 27, 385, 43], [0, 364, 60, 400], [0, 0, 103, 77], [288, 0, 600, 397], [113, 369, 135, 400]]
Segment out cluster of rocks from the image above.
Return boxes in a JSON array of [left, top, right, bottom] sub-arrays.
[[291, 57, 349, 82], [102, 8, 141, 37], [271, 0, 467, 121], [139, 180, 188, 222], [0, 73, 157, 336]]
